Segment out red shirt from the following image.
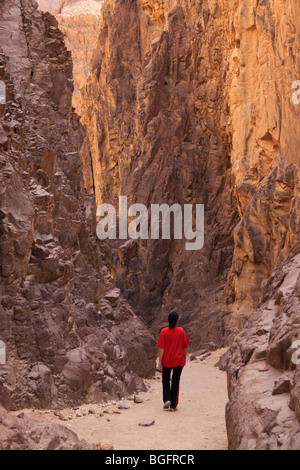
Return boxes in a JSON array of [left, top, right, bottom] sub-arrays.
[[157, 326, 190, 367]]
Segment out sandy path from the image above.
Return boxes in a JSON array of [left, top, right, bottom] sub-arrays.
[[17, 349, 229, 450]]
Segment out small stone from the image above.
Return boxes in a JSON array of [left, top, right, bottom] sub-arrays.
[[54, 411, 69, 421], [104, 289, 120, 303], [117, 404, 130, 410], [139, 420, 155, 427], [134, 396, 143, 404]]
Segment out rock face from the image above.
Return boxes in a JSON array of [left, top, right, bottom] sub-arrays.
[[50, 0, 299, 449], [80, 0, 240, 346], [222, 0, 300, 448], [225, 242, 300, 450], [74, 0, 299, 347], [0, 405, 94, 450], [0, 0, 156, 411], [39, 0, 104, 115], [225, 0, 300, 327], [1, 0, 299, 451]]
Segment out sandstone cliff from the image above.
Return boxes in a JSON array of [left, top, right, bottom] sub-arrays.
[[36, 1, 103, 114], [79, 0, 240, 347], [1, 0, 299, 451], [56, 1, 103, 115], [0, 0, 156, 411], [47, 0, 299, 449], [226, 0, 300, 328], [70, 0, 299, 347]]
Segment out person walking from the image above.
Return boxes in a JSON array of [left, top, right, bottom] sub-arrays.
[[157, 311, 190, 411]]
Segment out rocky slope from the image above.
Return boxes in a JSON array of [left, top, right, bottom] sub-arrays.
[[0, 0, 156, 412], [0, 405, 94, 449], [224, 241, 300, 449]]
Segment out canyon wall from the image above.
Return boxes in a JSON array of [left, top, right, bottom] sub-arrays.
[[36, 1, 103, 114], [223, 2, 300, 447], [67, 0, 299, 346], [49, 0, 299, 449], [0, 0, 156, 411], [1, 0, 299, 450], [226, 0, 300, 328], [79, 0, 240, 346], [56, 1, 104, 115]]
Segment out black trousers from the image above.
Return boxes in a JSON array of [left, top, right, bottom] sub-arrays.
[[162, 366, 183, 409]]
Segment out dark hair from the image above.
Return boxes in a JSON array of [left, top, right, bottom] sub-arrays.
[[168, 311, 178, 329]]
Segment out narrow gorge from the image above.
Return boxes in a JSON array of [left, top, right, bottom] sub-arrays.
[[0, 0, 299, 450]]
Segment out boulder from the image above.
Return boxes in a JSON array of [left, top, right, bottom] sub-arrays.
[[0, 406, 94, 450]]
